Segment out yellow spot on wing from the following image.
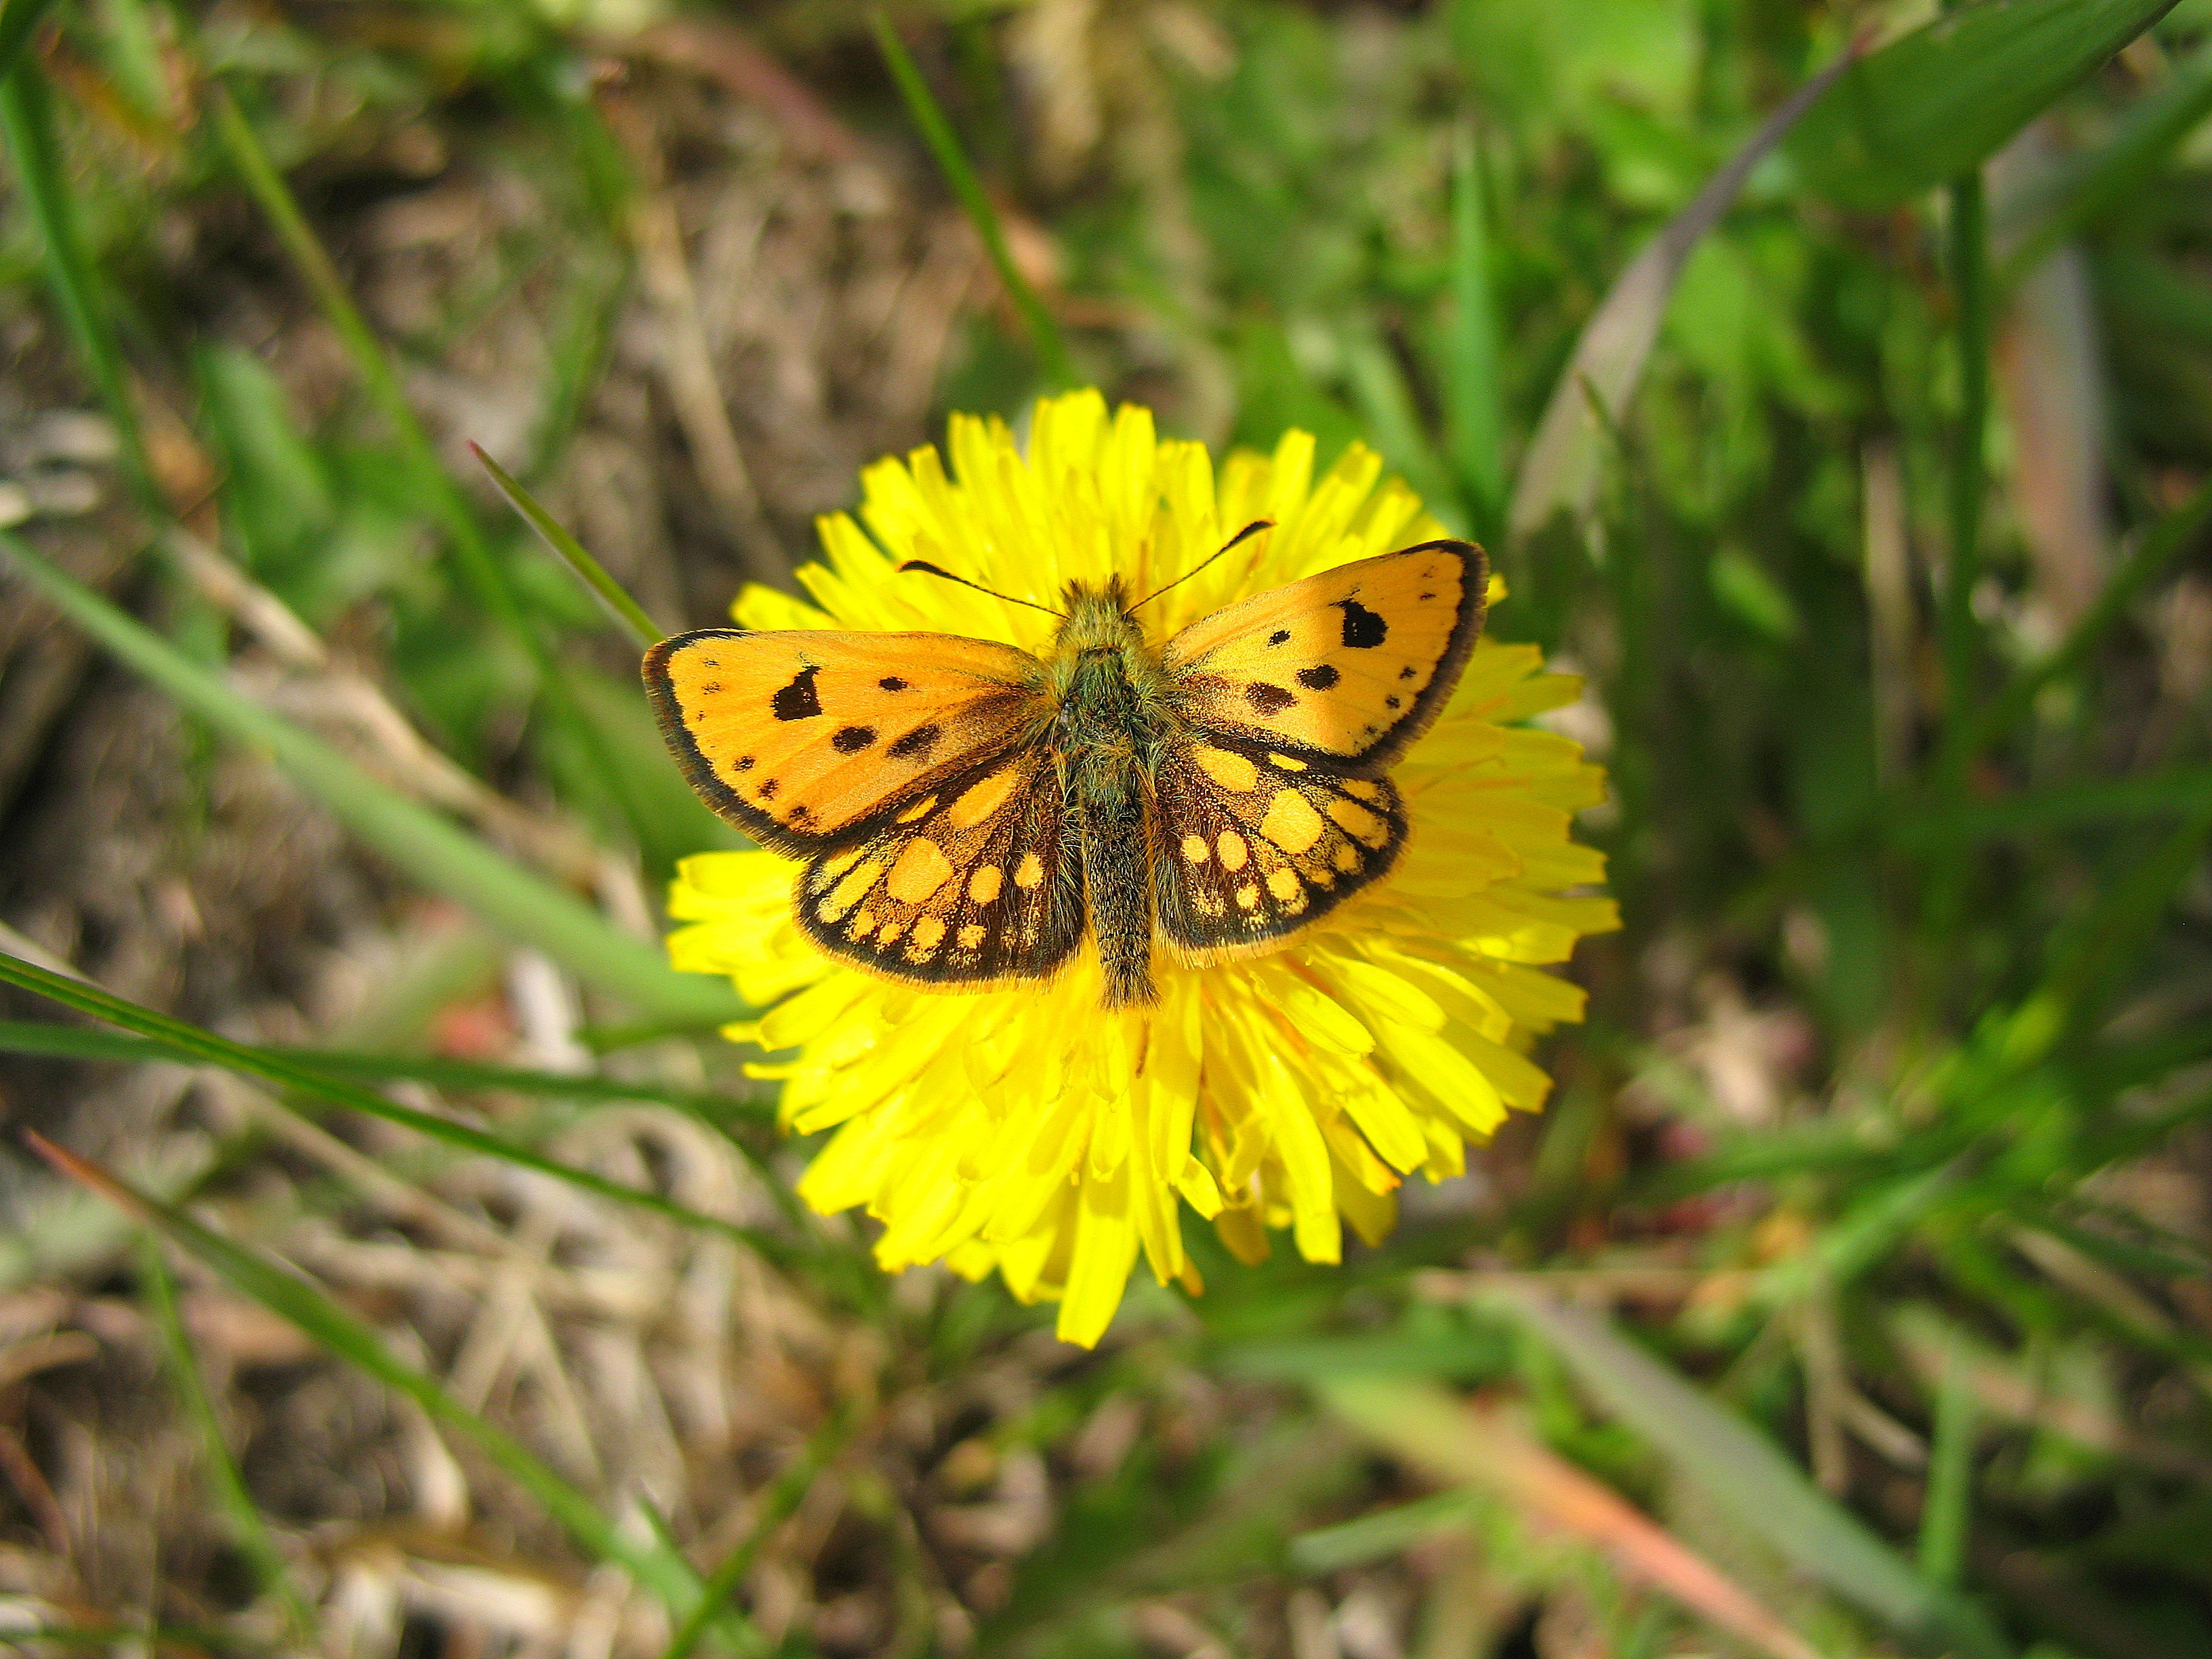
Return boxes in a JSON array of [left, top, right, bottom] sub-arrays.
[[1194, 745, 1258, 792], [1341, 779, 1382, 802], [957, 923, 987, 949], [887, 838, 955, 903], [1014, 851, 1045, 889], [1269, 753, 1308, 772], [896, 796, 938, 823], [949, 767, 1019, 828], [822, 859, 882, 922], [1181, 834, 1210, 864], [911, 916, 947, 950], [1260, 790, 1325, 855], [968, 865, 1003, 903], [1235, 882, 1261, 910], [1217, 830, 1250, 872], [1266, 867, 1303, 902], [1326, 797, 1389, 848]]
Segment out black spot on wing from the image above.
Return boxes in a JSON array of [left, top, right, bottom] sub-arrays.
[[1335, 599, 1387, 649], [888, 723, 941, 761], [1398, 665, 1418, 680], [760, 778, 779, 799], [1296, 664, 1339, 691], [880, 676, 909, 691], [772, 665, 823, 721], [1267, 630, 1291, 647], [832, 725, 876, 754], [735, 756, 755, 772], [1245, 683, 1296, 716]]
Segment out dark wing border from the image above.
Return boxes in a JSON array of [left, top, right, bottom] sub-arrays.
[[1173, 539, 1488, 776], [643, 628, 1030, 855]]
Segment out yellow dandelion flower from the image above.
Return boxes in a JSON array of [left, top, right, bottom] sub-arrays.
[[665, 390, 1618, 1345]]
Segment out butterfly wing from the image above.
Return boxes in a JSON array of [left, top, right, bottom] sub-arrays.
[[1161, 540, 1486, 772], [1151, 737, 1406, 961], [644, 629, 1046, 852], [794, 743, 1083, 987]]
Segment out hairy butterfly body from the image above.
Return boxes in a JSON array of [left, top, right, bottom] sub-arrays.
[[646, 534, 1487, 1009]]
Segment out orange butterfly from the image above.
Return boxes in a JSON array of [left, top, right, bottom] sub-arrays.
[[646, 525, 1487, 1009]]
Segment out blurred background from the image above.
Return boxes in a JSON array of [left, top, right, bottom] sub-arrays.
[[1, 1, 2209, 1655]]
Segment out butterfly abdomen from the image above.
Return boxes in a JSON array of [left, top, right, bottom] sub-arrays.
[[1059, 642, 1162, 1009]]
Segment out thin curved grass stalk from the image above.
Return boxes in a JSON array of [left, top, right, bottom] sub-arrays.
[[0, 62, 153, 504], [0, 950, 784, 1258], [872, 9, 1077, 390], [140, 1240, 316, 1637], [0, 534, 741, 1025], [26, 1133, 755, 1650], [661, 1411, 853, 1659], [1505, 35, 1865, 548], [472, 441, 668, 649]]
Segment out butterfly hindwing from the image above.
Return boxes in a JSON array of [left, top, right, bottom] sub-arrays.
[[794, 743, 1084, 987], [1162, 540, 1485, 771], [1151, 735, 1406, 961], [644, 629, 1046, 851]]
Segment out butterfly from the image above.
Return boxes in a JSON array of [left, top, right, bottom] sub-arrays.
[[644, 524, 1487, 1010]]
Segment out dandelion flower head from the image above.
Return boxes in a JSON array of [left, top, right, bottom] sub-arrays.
[[668, 390, 1618, 1345]]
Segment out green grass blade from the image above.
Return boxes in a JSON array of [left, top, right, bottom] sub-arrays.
[[140, 1238, 316, 1637], [0, 1019, 771, 1124], [0, 534, 739, 1025], [2038, 794, 2212, 1022], [1961, 470, 2212, 763], [1917, 1339, 1979, 1586], [471, 441, 666, 648], [1942, 168, 1991, 752], [1788, 0, 2180, 210], [197, 80, 525, 632], [2001, 40, 2212, 283], [0, 61, 152, 501], [1488, 1289, 2012, 1659], [198, 69, 689, 867], [1342, 322, 1461, 533], [1317, 1378, 1826, 1659], [29, 1133, 718, 1625], [1887, 764, 2212, 852], [661, 1412, 849, 1659], [871, 9, 1077, 391], [1289, 1490, 1482, 1574], [1443, 124, 1505, 541], [0, 952, 773, 1250], [1507, 42, 1860, 546], [0, 0, 60, 82]]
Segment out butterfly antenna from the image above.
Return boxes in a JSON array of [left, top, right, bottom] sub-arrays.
[[1126, 519, 1275, 614], [898, 560, 1065, 617]]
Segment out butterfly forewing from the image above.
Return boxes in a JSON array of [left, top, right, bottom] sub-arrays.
[[644, 629, 1046, 851], [794, 744, 1083, 986], [1151, 735, 1407, 961], [1162, 541, 1485, 771]]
